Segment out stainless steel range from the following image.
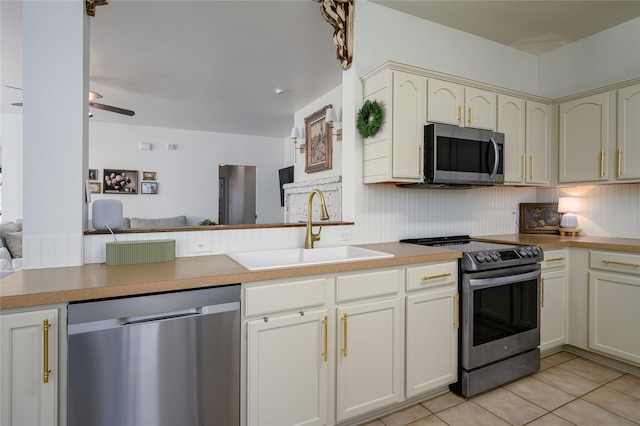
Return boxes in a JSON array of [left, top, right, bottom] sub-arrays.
[[401, 235, 543, 397]]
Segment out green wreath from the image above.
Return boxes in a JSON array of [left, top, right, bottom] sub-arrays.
[[357, 100, 383, 139]]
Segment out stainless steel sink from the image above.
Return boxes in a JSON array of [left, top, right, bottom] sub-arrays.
[[227, 246, 394, 271]]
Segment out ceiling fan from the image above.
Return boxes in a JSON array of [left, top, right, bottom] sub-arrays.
[[6, 85, 135, 116]]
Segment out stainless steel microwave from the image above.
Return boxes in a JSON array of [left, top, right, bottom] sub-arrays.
[[407, 123, 505, 189]]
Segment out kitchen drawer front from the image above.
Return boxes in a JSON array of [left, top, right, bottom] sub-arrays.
[[244, 277, 329, 317], [336, 268, 401, 302], [590, 250, 640, 276], [541, 249, 568, 271], [406, 261, 458, 292]]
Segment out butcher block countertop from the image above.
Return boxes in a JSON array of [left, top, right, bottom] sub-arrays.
[[473, 234, 640, 253], [0, 243, 460, 309]]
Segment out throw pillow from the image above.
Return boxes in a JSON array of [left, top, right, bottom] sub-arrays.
[[5, 231, 22, 258], [0, 222, 18, 247]]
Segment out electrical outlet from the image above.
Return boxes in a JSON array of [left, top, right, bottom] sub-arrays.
[[189, 238, 211, 253], [339, 229, 352, 241]]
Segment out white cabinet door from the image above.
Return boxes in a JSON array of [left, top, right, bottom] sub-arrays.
[[406, 287, 458, 398], [588, 271, 640, 365], [247, 310, 329, 426], [465, 87, 497, 131], [559, 92, 610, 183], [392, 71, 425, 180], [336, 298, 402, 422], [498, 94, 526, 184], [1, 309, 58, 426], [617, 83, 640, 180], [427, 79, 464, 126], [525, 101, 551, 185], [540, 269, 567, 352]]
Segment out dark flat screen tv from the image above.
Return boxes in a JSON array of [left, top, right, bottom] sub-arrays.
[[278, 166, 294, 207]]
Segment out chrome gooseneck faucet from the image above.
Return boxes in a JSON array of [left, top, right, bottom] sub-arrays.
[[305, 189, 330, 249]]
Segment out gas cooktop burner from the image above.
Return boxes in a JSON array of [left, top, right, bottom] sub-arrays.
[[400, 235, 543, 271]]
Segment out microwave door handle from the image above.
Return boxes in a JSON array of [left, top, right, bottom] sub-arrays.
[[489, 136, 499, 179]]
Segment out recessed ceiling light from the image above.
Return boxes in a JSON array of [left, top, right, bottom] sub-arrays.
[[273, 87, 288, 95]]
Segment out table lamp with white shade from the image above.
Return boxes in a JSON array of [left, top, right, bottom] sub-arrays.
[[558, 196, 581, 235]]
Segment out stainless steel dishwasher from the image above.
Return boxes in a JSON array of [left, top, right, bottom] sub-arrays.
[[67, 285, 240, 426]]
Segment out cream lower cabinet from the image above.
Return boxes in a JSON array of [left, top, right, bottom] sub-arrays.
[[405, 262, 458, 398], [335, 268, 402, 423], [540, 249, 568, 352], [1, 307, 59, 426], [588, 250, 640, 365], [247, 309, 329, 426]]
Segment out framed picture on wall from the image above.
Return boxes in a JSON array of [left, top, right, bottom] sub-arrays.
[[88, 181, 101, 194], [143, 171, 156, 181], [304, 104, 333, 173], [88, 169, 99, 180], [103, 169, 138, 194], [141, 181, 158, 194]]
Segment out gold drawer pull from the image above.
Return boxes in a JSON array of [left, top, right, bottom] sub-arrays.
[[521, 154, 526, 180], [421, 273, 452, 281], [453, 293, 459, 328], [545, 257, 566, 263], [457, 105, 463, 123], [618, 148, 623, 177], [602, 259, 640, 268], [321, 316, 328, 362], [43, 319, 51, 384], [600, 150, 606, 177], [468, 106, 473, 123], [529, 155, 534, 180], [341, 313, 348, 357]]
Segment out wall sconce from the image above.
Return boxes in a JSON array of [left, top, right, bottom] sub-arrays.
[[325, 107, 342, 141], [558, 196, 581, 229], [290, 127, 305, 162]]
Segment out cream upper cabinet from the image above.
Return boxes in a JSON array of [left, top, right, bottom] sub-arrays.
[[616, 83, 640, 180], [498, 95, 526, 183], [559, 92, 610, 183], [1, 308, 59, 426], [540, 249, 568, 352], [362, 67, 424, 184], [499, 96, 550, 185], [525, 101, 551, 185], [427, 79, 496, 131]]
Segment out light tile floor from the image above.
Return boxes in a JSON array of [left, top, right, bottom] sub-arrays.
[[363, 352, 640, 426]]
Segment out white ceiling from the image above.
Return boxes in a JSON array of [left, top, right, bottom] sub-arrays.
[[2, 0, 640, 138]]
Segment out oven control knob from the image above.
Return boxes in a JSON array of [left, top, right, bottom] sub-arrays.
[[475, 253, 486, 263], [518, 248, 528, 257], [531, 246, 540, 255], [489, 251, 499, 261]]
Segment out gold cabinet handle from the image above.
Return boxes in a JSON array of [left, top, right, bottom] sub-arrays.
[[457, 105, 463, 123], [418, 145, 423, 174], [43, 319, 51, 384], [600, 150, 606, 177], [421, 272, 452, 281], [341, 313, 348, 357], [521, 154, 526, 180], [545, 257, 566, 263], [321, 316, 328, 362], [529, 155, 534, 180], [541, 278, 545, 308], [453, 293, 460, 328], [602, 259, 640, 268], [468, 106, 473, 123], [618, 148, 623, 177]]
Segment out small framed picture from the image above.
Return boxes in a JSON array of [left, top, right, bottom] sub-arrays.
[[89, 181, 101, 194], [143, 171, 156, 181], [88, 169, 99, 180], [141, 181, 158, 194], [519, 203, 561, 234], [103, 169, 138, 194]]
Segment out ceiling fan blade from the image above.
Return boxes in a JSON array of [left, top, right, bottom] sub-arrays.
[[89, 101, 135, 116]]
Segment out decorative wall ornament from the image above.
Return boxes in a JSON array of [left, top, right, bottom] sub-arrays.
[[305, 105, 333, 173], [86, 0, 109, 17], [317, 0, 354, 70], [357, 100, 383, 139]]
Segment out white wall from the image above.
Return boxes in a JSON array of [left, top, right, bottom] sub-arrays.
[[89, 122, 286, 225], [0, 113, 22, 222], [538, 17, 640, 98]]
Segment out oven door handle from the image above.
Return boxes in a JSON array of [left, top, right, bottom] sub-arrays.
[[469, 269, 540, 289], [489, 136, 499, 180]]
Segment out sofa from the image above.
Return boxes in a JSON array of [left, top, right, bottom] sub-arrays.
[[118, 215, 189, 230], [1, 220, 23, 277]]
